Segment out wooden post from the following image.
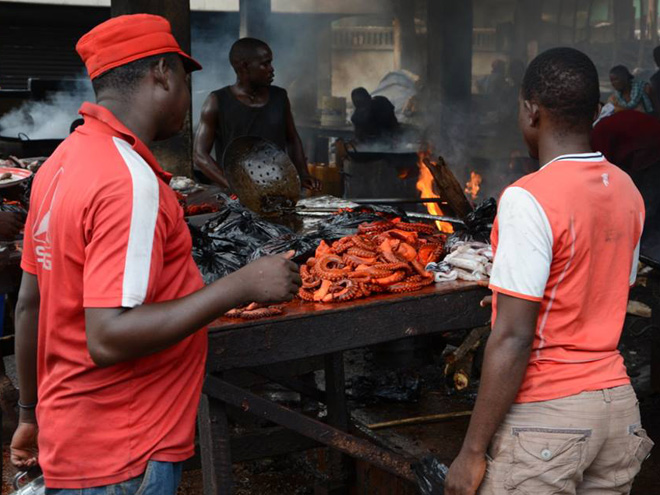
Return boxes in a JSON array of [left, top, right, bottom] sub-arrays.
[[110, 0, 193, 178], [239, 0, 271, 41]]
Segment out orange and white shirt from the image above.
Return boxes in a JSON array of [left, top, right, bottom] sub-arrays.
[[490, 152, 645, 403], [22, 102, 207, 488]]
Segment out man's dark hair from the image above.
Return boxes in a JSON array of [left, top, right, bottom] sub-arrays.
[[609, 65, 634, 81], [654, 46, 660, 66], [92, 52, 179, 96], [229, 38, 270, 68], [522, 47, 600, 130]]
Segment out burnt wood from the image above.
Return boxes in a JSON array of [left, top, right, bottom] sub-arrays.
[[207, 282, 489, 371], [423, 156, 474, 219]]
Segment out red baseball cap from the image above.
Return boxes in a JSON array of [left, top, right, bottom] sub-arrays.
[[76, 14, 202, 80]]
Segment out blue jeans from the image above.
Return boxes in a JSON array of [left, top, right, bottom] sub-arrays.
[[46, 461, 183, 495]]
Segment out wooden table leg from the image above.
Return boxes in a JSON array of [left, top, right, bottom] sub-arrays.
[[318, 352, 351, 494], [198, 389, 233, 495]]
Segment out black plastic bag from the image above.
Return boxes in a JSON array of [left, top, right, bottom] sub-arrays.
[[412, 456, 449, 495], [447, 197, 497, 245]]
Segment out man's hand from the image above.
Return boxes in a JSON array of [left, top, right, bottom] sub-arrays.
[[480, 295, 493, 307], [237, 251, 302, 303], [300, 175, 322, 192], [10, 422, 39, 470], [445, 450, 487, 495], [0, 211, 24, 240]]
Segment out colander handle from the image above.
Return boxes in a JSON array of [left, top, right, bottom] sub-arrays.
[[12, 471, 29, 490]]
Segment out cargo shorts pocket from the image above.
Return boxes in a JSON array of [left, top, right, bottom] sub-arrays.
[[504, 427, 590, 494], [615, 426, 654, 491]]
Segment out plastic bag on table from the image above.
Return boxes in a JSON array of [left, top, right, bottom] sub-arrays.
[[412, 456, 449, 495], [447, 197, 496, 246]]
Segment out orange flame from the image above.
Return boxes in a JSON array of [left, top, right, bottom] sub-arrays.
[[416, 151, 454, 233], [464, 171, 482, 201]]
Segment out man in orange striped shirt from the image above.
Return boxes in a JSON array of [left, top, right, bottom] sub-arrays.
[[446, 48, 651, 495]]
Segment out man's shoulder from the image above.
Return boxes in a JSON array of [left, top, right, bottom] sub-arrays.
[[269, 85, 288, 97]]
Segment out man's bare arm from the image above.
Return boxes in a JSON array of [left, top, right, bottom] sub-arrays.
[[11, 272, 40, 469], [193, 93, 230, 188], [284, 98, 320, 191], [446, 293, 539, 495], [15, 272, 39, 419], [86, 254, 301, 367]]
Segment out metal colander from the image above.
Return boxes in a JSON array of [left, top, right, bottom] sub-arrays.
[[223, 136, 301, 216]]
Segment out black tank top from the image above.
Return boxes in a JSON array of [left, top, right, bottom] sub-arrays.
[[213, 85, 288, 168]]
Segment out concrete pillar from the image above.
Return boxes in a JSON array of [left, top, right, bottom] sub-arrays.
[[427, 0, 473, 125], [393, 0, 421, 75], [239, 0, 271, 41], [513, 0, 542, 63], [111, 0, 192, 177]]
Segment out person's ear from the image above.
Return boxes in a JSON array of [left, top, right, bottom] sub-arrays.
[[153, 57, 170, 91], [524, 100, 540, 128]]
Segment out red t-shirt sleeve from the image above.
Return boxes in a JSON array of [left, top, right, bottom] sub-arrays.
[[83, 142, 166, 308]]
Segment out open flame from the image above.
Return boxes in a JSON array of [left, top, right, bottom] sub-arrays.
[[465, 171, 482, 201], [416, 150, 454, 233]]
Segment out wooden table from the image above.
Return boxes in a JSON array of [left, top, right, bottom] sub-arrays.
[[199, 281, 490, 494]]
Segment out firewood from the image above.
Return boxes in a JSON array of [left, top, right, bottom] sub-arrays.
[[422, 155, 474, 219]]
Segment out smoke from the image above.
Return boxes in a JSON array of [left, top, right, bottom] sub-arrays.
[[0, 78, 93, 140], [191, 26, 237, 128]]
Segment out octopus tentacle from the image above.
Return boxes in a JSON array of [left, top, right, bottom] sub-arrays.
[[352, 236, 376, 252], [343, 254, 378, 268], [392, 222, 435, 235], [347, 247, 377, 258], [316, 255, 348, 281], [375, 270, 407, 286], [330, 279, 361, 302], [313, 279, 334, 301], [298, 288, 316, 302], [387, 282, 425, 293], [240, 306, 284, 319]]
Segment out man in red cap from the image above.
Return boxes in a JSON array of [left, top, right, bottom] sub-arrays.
[[10, 14, 301, 493]]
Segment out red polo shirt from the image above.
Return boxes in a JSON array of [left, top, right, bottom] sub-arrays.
[[489, 153, 644, 403], [21, 102, 207, 488]]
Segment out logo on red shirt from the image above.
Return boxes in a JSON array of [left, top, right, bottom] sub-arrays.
[[32, 168, 63, 270]]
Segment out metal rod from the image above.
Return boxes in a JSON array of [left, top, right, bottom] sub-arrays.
[[203, 375, 416, 482], [367, 411, 472, 431], [295, 209, 466, 226], [348, 198, 447, 205]]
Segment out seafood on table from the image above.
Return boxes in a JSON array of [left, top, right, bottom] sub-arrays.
[[298, 219, 446, 304], [426, 241, 492, 283], [225, 302, 285, 320]]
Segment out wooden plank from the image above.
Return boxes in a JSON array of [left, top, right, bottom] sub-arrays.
[[203, 375, 417, 483], [207, 284, 489, 371], [198, 393, 233, 495], [324, 352, 351, 490]]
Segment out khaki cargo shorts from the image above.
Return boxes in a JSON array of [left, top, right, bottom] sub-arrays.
[[479, 385, 654, 495]]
